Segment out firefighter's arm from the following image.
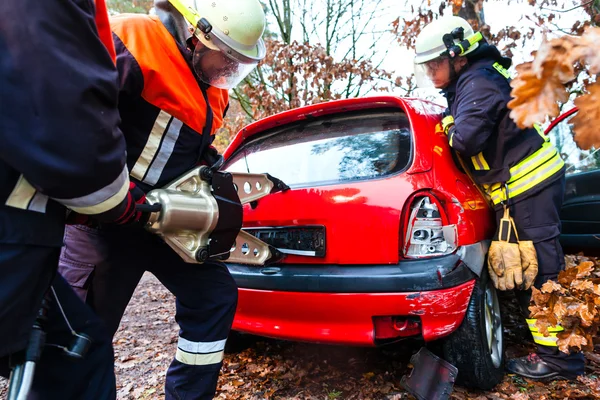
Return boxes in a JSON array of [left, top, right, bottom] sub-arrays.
[[0, 0, 136, 221], [446, 74, 505, 157]]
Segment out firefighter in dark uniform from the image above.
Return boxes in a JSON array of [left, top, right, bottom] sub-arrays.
[[413, 16, 585, 380], [0, 0, 147, 398], [57, 0, 267, 398]]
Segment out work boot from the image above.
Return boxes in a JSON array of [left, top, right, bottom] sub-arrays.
[[506, 353, 569, 380]]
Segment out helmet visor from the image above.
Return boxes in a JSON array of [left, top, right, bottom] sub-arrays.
[[193, 42, 258, 89], [414, 56, 449, 88]]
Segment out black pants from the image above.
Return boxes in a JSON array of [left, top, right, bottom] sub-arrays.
[[0, 244, 116, 399], [59, 224, 238, 400], [496, 172, 585, 377]]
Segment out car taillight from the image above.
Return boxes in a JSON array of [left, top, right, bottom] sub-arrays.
[[403, 193, 457, 258]]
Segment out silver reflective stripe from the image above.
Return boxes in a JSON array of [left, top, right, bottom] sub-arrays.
[[28, 192, 49, 213], [143, 118, 183, 186], [177, 337, 226, 354], [175, 337, 226, 366], [55, 166, 130, 214], [414, 44, 448, 63], [131, 111, 172, 181]]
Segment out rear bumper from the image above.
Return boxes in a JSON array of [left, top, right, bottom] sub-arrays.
[[228, 246, 484, 345], [228, 251, 478, 293], [233, 280, 476, 345]]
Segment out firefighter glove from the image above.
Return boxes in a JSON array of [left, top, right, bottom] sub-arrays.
[[487, 207, 523, 291], [518, 240, 538, 290], [488, 241, 523, 291], [441, 115, 455, 136], [94, 182, 147, 226]]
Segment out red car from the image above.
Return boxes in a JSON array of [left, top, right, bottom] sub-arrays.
[[222, 96, 502, 389]]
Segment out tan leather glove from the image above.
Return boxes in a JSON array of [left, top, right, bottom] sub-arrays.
[[518, 240, 538, 290], [487, 240, 523, 290], [487, 206, 523, 291]]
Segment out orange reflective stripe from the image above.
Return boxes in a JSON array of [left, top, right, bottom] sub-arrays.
[[94, 0, 116, 63], [110, 14, 229, 135]]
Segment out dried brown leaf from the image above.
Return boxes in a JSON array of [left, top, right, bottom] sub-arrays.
[[508, 60, 569, 128], [541, 280, 567, 294], [578, 27, 600, 75], [557, 329, 588, 353], [576, 261, 596, 278], [571, 279, 595, 293], [532, 286, 552, 306], [572, 83, 600, 150]]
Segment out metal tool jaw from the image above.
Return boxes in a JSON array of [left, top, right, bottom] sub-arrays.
[[144, 166, 287, 265]]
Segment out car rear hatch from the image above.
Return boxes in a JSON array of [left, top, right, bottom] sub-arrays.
[[222, 98, 435, 265]]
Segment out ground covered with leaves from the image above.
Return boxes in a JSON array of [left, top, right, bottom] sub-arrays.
[[1, 259, 599, 399], [112, 265, 600, 400]]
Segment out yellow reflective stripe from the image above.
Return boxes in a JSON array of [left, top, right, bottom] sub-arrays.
[[508, 142, 557, 183], [532, 332, 559, 347], [449, 131, 455, 147], [471, 152, 490, 170], [489, 155, 563, 204], [526, 319, 564, 333], [487, 149, 564, 205], [175, 348, 223, 366], [492, 62, 511, 79], [5, 175, 37, 210], [505, 153, 564, 198]]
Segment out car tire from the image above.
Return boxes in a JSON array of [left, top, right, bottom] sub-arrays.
[[224, 330, 256, 354], [441, 270, 504, 390]]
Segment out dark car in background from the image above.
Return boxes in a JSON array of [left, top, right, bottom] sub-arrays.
[[544, 108, 600, 255]]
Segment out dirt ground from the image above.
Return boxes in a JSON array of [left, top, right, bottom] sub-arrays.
[[1, 273, 599, 399]]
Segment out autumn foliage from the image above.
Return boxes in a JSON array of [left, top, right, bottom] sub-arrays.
[[530, 255, 600, 353], [508, 27, 600, 150]]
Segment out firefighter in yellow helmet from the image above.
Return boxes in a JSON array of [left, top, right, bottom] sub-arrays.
[[57, 0, 266, 398], [414, 16, 584, 381]]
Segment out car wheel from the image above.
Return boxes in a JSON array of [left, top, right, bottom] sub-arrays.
[[224, 330, 256, 354], [441, 270, 504, 390]]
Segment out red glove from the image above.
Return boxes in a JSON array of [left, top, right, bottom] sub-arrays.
[[113, 182, 146, 225]]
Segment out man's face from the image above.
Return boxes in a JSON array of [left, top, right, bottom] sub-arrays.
[[424, 56, 452, 89]]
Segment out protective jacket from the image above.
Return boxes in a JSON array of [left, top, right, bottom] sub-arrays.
[[0, 0, 129, 246], [443, 43, 564, 206], [110, 13, 229, 192]]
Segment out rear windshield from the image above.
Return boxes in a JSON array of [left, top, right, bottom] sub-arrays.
[[224, 109, 412, 188]]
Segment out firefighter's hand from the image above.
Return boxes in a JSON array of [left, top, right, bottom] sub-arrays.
[[519, 240, 538, 290], [487, 241, 523, 291], [94, 182, 147, 226], [441, 115, 455, 136]]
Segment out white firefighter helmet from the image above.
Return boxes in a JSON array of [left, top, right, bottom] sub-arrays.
[[168, 0, 266, 89], [413, 16, 482, 87]]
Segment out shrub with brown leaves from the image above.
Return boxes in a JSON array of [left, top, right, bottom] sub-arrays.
[[508, 27, 600, 150], [529, 255, 600, 353]]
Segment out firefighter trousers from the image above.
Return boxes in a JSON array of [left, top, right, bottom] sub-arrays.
[[58, 224, 238, 400], [495, 171, 585, 378], [0, 244, 116, 399]]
